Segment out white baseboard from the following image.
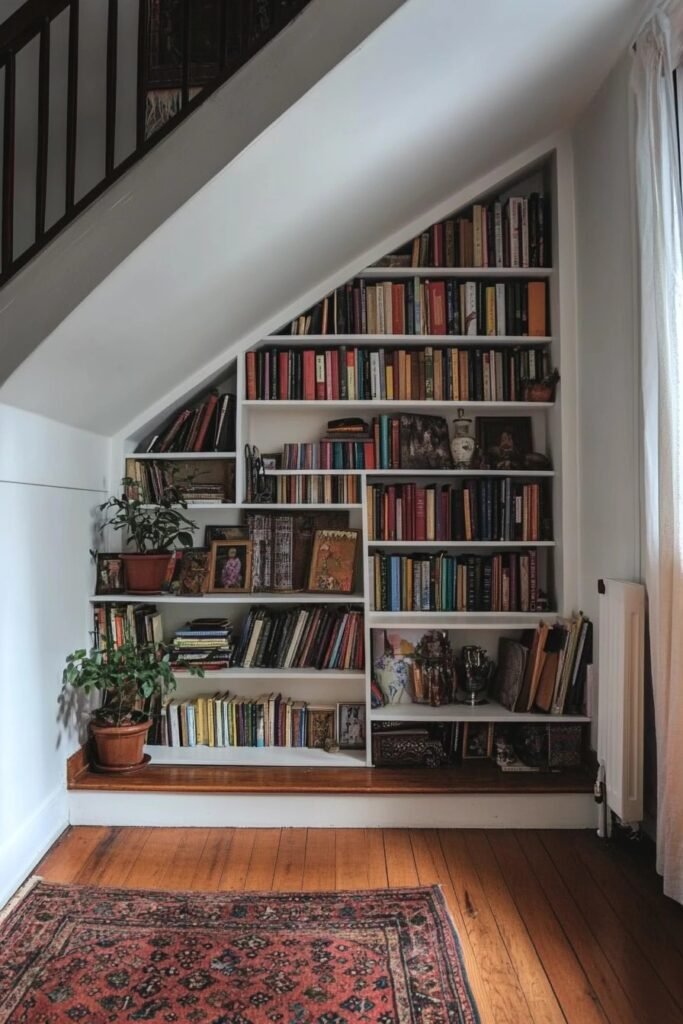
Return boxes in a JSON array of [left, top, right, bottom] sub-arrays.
[[0, 787, 68, 909], [69, 791, 597, 829]]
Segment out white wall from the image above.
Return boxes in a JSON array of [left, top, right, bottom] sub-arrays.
[[573, 53, 641, 624], [0, 403, 108, 907]]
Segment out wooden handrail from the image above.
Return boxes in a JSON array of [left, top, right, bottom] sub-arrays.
[[0, 0, 312, 285]]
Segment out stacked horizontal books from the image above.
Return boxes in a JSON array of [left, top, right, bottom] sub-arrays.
[[367, 480, 550, 543], [276, 475, 360, 505], [494, 615, 592, 716], [169, 618, 234, 671], [233, 606, 364, 671], [368, 550, 539, 612], [273, 279, 547, 338], [125, 460, 230, 504], [371, 193, 549, 269], [160, 692, 312, 748], [247, 344, 551, 402], [93, 603, 162, 649], [140, 389, 236, 453]]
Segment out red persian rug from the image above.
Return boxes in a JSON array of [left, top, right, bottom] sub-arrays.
[[0, 879, 479, 1023]]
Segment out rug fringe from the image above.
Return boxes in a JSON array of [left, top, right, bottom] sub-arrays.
[[0, 876, 42, 925]]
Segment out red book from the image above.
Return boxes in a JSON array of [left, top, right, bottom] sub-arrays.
[[426, 281, 447, 335], [245, 352, 257, 400], [392, 284, 405, 334], [390, 417, 400, 469], [159, 408, 191, 452], [364, 440, 376, 470], [193, 391, 219, 451], [302, 350, 316, 401], [415, 487, 426, 540], [278, 351, 290, 400], [431, 223, 444, 266]]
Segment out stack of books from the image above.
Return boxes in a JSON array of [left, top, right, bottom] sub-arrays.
[[169, 618, 234, 671], [247, 343, 550, 402], [232, 606, 364, 671], [368, 550, 540, 612], [140, 389, 236, 453], [160, 692, 312, 748], [125, 461, 229, 504], [272, 278, 547, 339]]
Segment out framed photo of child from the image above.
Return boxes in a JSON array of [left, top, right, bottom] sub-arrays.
[[208, 539, 252, 593]]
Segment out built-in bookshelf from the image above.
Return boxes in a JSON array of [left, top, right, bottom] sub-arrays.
[[100, 156, 587, 778]]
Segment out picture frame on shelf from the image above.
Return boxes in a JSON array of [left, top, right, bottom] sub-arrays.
[[476, 417, 533, 470], [462, 722, 494, 759], [208, 539, 252, 593], [337, 703, 366, 750], [94, 553, 125, 595], [307, 529, 359, 594], [204, 525, 248, 547], [399, 414, 453, 470], [173, 548, 211, 596], [307, 706, 337, 749]]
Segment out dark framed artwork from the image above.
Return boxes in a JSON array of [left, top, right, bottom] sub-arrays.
[[173, 548, 211, 595], [208, 539, 252, 593], [337, 703, 366, 750], [462, 722, 494, 759], [204, 525, 248, 548], [307, 706, 336, 749], [399, 414, 453, 469], [476, 417, 533, 470], [95, 553, 125, 595]]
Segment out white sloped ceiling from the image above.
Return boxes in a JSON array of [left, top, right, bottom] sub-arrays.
[[0, 0, 649, 434]]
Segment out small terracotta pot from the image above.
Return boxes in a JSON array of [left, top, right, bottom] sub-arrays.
[[121, 552, 171, 593], [90, 719, 151, 770], [522, 382, 555, 403]]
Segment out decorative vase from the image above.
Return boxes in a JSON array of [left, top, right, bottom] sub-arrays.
[[374, 652, 412, 705], [90, 719, 151, 771], [450, 410, 475, 469], [121, 553, 172, 594]]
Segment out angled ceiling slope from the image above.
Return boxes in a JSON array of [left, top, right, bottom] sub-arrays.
[[0, 0, 647, 436]]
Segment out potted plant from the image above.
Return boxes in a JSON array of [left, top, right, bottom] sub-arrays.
[[62, 639, 200, 771], [98, 476, 198, 593], [521, 368, 560, 403]]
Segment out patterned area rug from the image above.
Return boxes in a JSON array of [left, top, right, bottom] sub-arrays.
[[0, 878, 479, 1023]]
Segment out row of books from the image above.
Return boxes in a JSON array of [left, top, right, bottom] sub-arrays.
[[159, 693, 332, 749], [125, 459, 231, 504], [169, 618, 234, 671], [247, 345, 551, 403], [372, 193, 549, 270], [93, 603, 162, 649], [495, 616, 592, 715], [233, 606, 364, 671], [368, 550, 540, 612], [247, 511, 347, 592], [140, 390, 236, 453], [274, 475, 361, 505], [279, 279, 547, 338], [366, 480, 550, 543]]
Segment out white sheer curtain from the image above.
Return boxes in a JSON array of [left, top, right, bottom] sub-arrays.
[[632, 9, 683, 904]]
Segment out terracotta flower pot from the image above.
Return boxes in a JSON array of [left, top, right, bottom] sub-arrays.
[[121, 552, 171, 593], [90, 719, 152, 771]]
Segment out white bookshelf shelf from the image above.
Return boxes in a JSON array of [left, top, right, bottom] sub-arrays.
[[127, 452, 236, 461], [244, 400, 552, 412], [241, 503, 363, 510], [370, 700, 588, 724], [259, 334, 553, 347], [368, 611, 551, 629], [367, 540, 555, 549], [269, 468, 555, 478], [173, 668, 366, 682], [92, 593, 365, 604], [144, 745, 367, 767], [360, 267, 554, 279]]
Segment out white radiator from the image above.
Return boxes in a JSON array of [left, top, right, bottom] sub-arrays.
[[597, 579, 646, 826]]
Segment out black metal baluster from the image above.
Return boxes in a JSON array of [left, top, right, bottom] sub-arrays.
[[35, 18, 50, 240], [105, 0, 118, 176], [65, 0, 79, 210], [181, 0, 190, 108], [2, 51, 16, 273]]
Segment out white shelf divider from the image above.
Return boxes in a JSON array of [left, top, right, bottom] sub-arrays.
[[126, 452, 237, 461], [367, 540, 555, 549], [92, 593, 365, 605], [370, 700, 588, 724], [257, 334, 553, 347], [144, 745, 368, 767], [359, 266, 554, 279], [244, 400, 552, 411]]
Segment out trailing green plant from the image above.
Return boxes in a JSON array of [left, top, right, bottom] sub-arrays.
[[62, 639, 203, 727], [98, 476, 198, 553]]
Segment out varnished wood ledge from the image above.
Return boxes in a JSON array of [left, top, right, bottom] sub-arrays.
[[67, 752, 595, 796]]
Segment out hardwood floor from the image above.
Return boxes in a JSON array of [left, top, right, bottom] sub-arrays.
[[35, 827, 683, 1024]]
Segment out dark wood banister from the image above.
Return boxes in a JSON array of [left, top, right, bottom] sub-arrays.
[[0, 0, 311, 287]]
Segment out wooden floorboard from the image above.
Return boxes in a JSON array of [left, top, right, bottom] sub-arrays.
[[31, 826, 683, 1024]]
